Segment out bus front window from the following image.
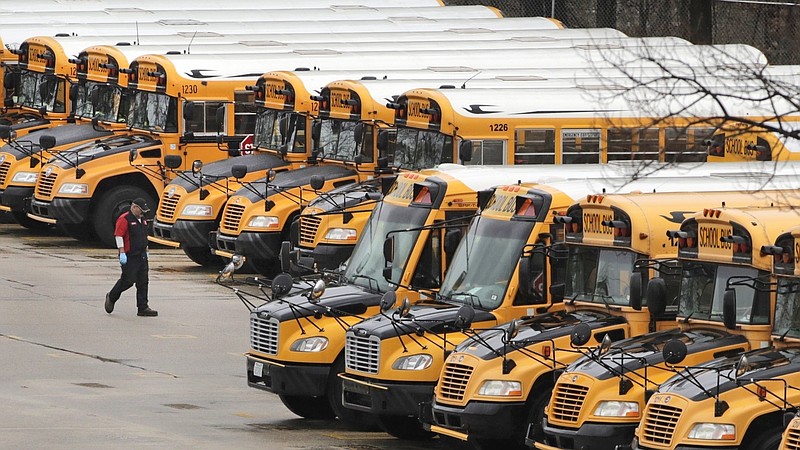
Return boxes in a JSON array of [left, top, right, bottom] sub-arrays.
[[344, 202, 430, 292], [74, 81, 126, 123], [566, 247, 639, 306], [439, 217, 535, 310], [254, 109, 300, 152], [317, 118, 359, 161], [678, 263, 762, 323], [394, 128, 452, 170], [17, 71, 64, 112], [774, 279, 800, 339], [126, 90, 177, 133]]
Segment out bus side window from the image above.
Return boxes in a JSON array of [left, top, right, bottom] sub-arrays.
[[514, 129, 555, 164], [562, 129, 601, 164]]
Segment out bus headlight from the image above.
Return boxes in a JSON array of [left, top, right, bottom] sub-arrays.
[[324, 228, 357, 241], [11, 171, 38, 184], [478, 380, 522, 397], [392, 354, 432, 370], [593, 401, 639, 417], [58, 183, 89, 195], [248, 216, 279, 229], [688, 423, 735, 440], [290, 337, 329, 352], [181, 204, 213, 217]]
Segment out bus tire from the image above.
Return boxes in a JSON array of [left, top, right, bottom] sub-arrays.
[[327, 356, 378, 431], [278, 394, 335, 420], [92, 186, 155, 248], [57, 222, 96, 242], [11, 210, 52, 231], [742, 427, 782, 450], [376, 414, 435, 441], [182, 246, 223, 267]]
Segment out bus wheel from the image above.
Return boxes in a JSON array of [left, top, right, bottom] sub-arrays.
[[376, 414, 435, 441], [57, 222, 96, 242], [92, 186, 155, 248], [11, 211, 52, 231], [742, 427, 782, 450], [182, 246, 223, 267], [278, 394, 335, 420], [328, 356, 379, 431]]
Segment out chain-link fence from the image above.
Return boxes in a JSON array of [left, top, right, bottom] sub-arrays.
[[446, 0, 800, 64]]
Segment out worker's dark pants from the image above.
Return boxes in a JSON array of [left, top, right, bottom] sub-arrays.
[[109, 254, 149, 310]]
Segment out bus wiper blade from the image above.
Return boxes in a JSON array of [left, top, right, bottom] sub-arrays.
[[349, 274, 380, 293], [448, 291, 484, 310], [779, 326, 800, 341]]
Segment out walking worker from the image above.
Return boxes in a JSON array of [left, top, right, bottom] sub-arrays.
[[105, 198, 158, 317]]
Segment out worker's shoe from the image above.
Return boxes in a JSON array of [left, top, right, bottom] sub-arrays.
[[105, 293, 115, 314], [137, 308, 158, 317]]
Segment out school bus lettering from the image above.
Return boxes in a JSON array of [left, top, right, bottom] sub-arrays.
[[264, 83, 283, 101], [698, 225, 732, 250], [387, 181, 414, 202], [407, 99, 431, 120], [182, 84, 198, 95], [329, 90, 352, 114], [583, 212, 613, 236], [27, 45, 50, 68], [86, 56, 108, 76], [484, 193, 517, 216], [724, 137, 756, 157], [490, 123, 509, 132], [137, 66, 159, 84]]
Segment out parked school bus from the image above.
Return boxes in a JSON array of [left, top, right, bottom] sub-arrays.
[[777, 227, 800, 450], [243, 165, 552, 426], [630, 205, 800, 450], [533, 191, 800, 450]]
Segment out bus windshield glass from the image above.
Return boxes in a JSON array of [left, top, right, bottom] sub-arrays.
[[774, 279, 800, 339], [678, 262, 763, 323], [394, 127, 452, 170], [343, 201, 430, 292], [126, 90, 178, 133], [73, 81, 127, 123], [566, 247, 641, 306], [439, 217, 535, 310], [317, 118, 360, 161], [17, 71, 65, 112], [254, 108, 304, 153]]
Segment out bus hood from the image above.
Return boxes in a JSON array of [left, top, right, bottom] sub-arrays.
[[304, 178, 381, 213], [2, 124, 111, 159], [48, 133, 158, 169], [233, 164, 357, 203], [169, 153, 289, 192], [252, 284, 381, 322]]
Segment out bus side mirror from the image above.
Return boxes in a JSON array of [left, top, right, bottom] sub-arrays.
[[231, 165, 247, 179], [129, 148, 138, 163], [90, 87, 101, 106], [723, 289, 737, 330], [3, 72, 14, 89], [164, 155, 182, 169], [662, 339, 687, 365], [183, 101, 195, 120], [380, 291, 397, 312], [39, 134, 56, 151], [266, 169, 277, 182], [550, 282, 565, 303], [454, 304, 475, 329], [311, 120, 321, 143], [353, 122, 364, 145], [0, 124, 12, 140], [477, 189, 493, 210], [309, 175, 325, 191], [645, 277, 666, 317], [570, 323, 592, 347], [443, 228, 462, 257], [215, 105, 225, 130], [459, 140, 473, 163], [383, 236, 394, 264], [377, 130, 389, 152], [629, 272, 645, 311], [69, 84, 79, 103], [518, 255, 534, 298]]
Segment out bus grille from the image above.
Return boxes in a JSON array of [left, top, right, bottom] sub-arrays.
[[158, 191, 181, 221], [641, 403, 682, 446], [222, 203, 246, 232], [551, 382, 589, 423], [0, 161, 10, 185], [299, 215, 322, 245], [250, 315, 279, 355], [786, 428, 800, 450], [36, 172, 57, 198], [439, 362, 474, 402], [345, 332, 380, 374]]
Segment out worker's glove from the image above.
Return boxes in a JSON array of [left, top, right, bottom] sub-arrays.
[[119, 253, 127, 265]]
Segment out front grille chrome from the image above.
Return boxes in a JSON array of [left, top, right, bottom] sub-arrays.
[[0, 161, 10, 186], [345, 332, 380, 374], [250, 315, 279, 355], [36, 172, 57, 199], [299, 215, 322, 245], [785, 428, 800, 450], [222, 203, 246, 232], [438, 362, 474, 402], [642, 403, 682, 446], [158, 190, 181, 221], [551, 382, 589, 423]]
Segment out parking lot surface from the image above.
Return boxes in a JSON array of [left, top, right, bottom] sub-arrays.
[[0, 221, 464, 450]]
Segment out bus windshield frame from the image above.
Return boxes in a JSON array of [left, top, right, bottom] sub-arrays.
[[253, 108, 305, 154], [678, 261, 769, 325], [566, 246, 644, 307], [394, 127, 453, 170], [126, 90, 178, 133], [17, 70, 65, 113], [73, 80, 128, 123], [773, 277, 800, 339]]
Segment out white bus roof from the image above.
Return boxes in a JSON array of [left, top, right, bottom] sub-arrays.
[[1, 0, 445, 13]]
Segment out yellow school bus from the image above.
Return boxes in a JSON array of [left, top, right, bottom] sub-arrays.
[[631, 206, 800, 450], [777, 228, 800, 450], [339, 165, 800, 442], [534, 193, 800, 450]]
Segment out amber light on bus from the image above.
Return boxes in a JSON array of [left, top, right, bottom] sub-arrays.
[[246, 83, 265, 101], [68, 57, 87, 74], [554, 208, 582, 236], [668, 229, 698, 250], [762, 237, 794, 274], [721, 225, 753, 263]]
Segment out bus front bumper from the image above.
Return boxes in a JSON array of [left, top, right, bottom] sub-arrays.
[[340, 373, 433, 416], [422, 397, 527, 441], [152, 217, 217, 249], [310, 243, 355, 270], [629, 436, 737, 450], [0, 186, 33, 212], [216, 230, 282, 260], [246, 354, 330, 397], [30, 197, 90, 224], [532, 417, 638, 450]]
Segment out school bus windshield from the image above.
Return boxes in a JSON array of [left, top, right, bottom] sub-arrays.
[[126, 90, 178, 133], [774, 279, 800, 339], [566, 247, 640, 306], [343, 201, 430, 292], [438, 217, 535, 310], [317, 118, 362, 162], [73, 81, 127, 123], [18, 71, 65, 112], [678, 262, 769, 324], [394, 128, 453, 170], [253, 109, 305, 153]]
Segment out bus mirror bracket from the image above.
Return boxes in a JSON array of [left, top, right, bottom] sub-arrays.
[[722, 289, 737, 330]]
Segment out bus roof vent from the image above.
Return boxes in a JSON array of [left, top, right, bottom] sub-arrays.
[[294, 67, 311, 71], [439, 84, 456, 89], [116, 42, 132, 46], [293, 49, 341, 56], [428, 66, 480, 73], [177, 31, 222, 38], [54, 33, 71, 38], [239, 40, 285, 47], [166, 51, 181, 55], [158, 19, 207, 26], [360, 76, 377, 81]]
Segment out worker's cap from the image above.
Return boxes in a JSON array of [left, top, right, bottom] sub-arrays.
[[131, 198, 151, 213]]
